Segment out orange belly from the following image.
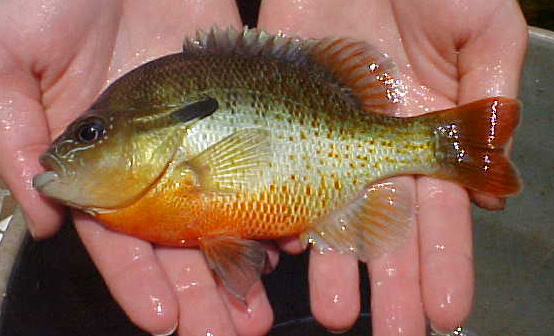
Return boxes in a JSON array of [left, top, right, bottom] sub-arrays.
[[97, 182, 312, 247]]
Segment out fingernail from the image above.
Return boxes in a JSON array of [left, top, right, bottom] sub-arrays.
[[430, 324, 465, 335], [152, 321, 178, 336], [327, 328, 350, 335]]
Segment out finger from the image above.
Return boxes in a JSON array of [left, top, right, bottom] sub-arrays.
[[367, 177, 425, 336], [0, 65, 64, 238], [262, 240, 280, 274], [74, 212, 179, 335], [155, 247, 238, 336], [219, 242, 275, 336], [457, 0, 527, 102], [276, 236, 305, 255], [109, 0, 243, 81], [219, 281, 274, 336], [469, 191, 506, 210], [457, 0, 526, 213], [417, 178, 473, 332], [259, 0, 404, 56], [309, 250, 360, 332]]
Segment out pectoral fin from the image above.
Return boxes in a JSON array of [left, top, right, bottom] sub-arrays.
[[186, 129, 271, 193], [200, 237, 267, 302]]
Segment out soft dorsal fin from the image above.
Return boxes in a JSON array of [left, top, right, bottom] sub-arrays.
[[307, 38, 405, 114], [183, 26, 404, 114]]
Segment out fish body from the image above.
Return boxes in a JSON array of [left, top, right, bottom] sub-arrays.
[[33, 27, 521, 299], [94, 52, 436, 246]]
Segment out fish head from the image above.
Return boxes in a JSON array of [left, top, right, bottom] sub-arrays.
[[33, 107, 185, 213]]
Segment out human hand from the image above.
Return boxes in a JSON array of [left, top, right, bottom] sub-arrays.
[[0, 1, 276, 335], [259, 0, 526, 334]]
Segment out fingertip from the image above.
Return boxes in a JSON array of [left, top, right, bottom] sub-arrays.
[[155, 248, 238, 336], [469, 191, 506, 210], [367, 232, 426, 336], [152, 321, 178, 336], [417, 178, 475, 331], [277, 236, 305, 254], [111, 267, 179, 336], [222, 281, 274, 336], [309, 251, 360, 332], [73, 216, 179, 335], [422, 254, 474, 332], [23, 204, 65, 239], [16, 188, 65, 239], [104, 257, 180, 336], [263, 242, 280, 274]]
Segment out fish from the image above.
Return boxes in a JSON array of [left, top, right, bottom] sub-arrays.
[[33, 27, 521, 301]]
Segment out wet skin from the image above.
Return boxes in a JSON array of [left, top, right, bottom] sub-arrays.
[[0, 1, 526, 336]]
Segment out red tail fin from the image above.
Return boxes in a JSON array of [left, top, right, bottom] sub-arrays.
[[430, 97, 522, 197]]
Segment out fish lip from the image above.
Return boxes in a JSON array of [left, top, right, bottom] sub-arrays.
[[32, 171, 59, 192], [39, 152, 66, 175], [34, 153, 65, 193]]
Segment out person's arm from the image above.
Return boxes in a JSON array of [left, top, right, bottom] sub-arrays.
[[259, 0, 527, 334]]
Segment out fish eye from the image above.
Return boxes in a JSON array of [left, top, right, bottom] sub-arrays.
[[76, 120, 106, 143]]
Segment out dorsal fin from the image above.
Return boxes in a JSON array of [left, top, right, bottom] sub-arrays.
[[183, 27, 404, 114], [307, 38, 405, 114], [183, 26, 315, 66]]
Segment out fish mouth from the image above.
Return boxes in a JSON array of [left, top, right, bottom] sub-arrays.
[[32, 171, 60, 193], [33, 153, 66, 194], [38, 152, 66, 175]]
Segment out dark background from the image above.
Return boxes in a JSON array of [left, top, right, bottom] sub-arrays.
[[1, 1, 552, 335]]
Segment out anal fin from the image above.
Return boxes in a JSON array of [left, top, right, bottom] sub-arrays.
[[302, 181, 414, 261], [200, 237, 267, 302]]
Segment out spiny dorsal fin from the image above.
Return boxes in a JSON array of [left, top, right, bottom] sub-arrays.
[[183, 26, 314, 66], [183, 27, 404, 114]]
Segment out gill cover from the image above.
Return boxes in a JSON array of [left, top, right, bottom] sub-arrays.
[[34, 97, 221, 211]]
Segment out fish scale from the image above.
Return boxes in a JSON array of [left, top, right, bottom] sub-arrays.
[[178, 83, 438, 238]]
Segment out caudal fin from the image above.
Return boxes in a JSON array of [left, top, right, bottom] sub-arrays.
[[431, 97, 522, 197]]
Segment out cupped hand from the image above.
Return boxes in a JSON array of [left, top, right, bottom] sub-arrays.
[[0, 1, 275, 335], [259, 0, 526, 334]]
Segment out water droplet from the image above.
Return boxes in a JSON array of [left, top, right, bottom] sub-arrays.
[[149, 296, 165, 317], [131, 246, 142, 262], [385, 266, 397, 277], [206, 330, 214, 336], [435, 244, 446, 251], [175, 281, 198, 292], [332, 294, 340, 304]]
